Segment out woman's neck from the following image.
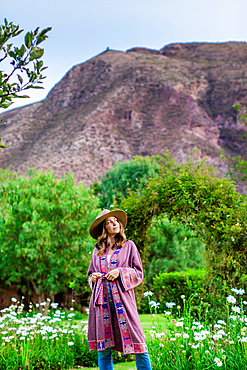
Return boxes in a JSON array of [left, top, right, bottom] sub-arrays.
[[108, 236, 116, 248]]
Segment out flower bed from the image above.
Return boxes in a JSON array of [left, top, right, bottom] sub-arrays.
[[144, 289, 247, 369]]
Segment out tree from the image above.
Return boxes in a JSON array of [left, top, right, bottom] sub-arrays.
[[0, 169, 99, 303], [146, 217, 205, 283], [121, 162, 247, 289], [0, 18, 51, 147], [92, 151, 177, 208]]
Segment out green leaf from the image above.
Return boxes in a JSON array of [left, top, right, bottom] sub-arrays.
[[8, 51, 16, 58], [19, 44, 26, 57], [25, 32, 33, 49], [0, 100, 14, 109], [29, 46, 44, 61], [17, 75, 23, 85]]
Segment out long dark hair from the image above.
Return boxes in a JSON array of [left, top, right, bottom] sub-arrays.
[[96, 218, 126, 257]]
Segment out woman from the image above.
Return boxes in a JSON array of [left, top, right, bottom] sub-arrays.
[[87, 208, 152, 370]]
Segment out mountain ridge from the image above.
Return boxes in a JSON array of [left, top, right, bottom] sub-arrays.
[[0, 42, 247, 188]]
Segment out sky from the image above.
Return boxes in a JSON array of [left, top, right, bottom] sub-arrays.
[[1, 0, 247, 113]]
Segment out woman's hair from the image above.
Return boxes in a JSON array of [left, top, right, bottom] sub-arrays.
[[96, 218, 126, 257]]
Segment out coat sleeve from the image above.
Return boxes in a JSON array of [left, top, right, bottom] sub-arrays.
[[118, 241, 143, 291], [87, 248, 98, 290]]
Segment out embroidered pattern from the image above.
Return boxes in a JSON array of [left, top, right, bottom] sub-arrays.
[[134, 343, 148, 353], [119, 267, 138, 291], [109, 249, 135, 354]]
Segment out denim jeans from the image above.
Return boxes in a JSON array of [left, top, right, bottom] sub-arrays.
[[98, 348, 152, 370]]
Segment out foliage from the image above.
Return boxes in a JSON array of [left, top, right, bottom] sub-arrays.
[[121, 162, 247, 288], [0, 169, 99, 302], [146, 217, 205, 283], [144, 287, 247, 370], [150, 269, 207, 316], [0, 18, 51, 147], [0, 300, 133, 369], [92, 151, 177, 208], [221, 103, 247, 183]]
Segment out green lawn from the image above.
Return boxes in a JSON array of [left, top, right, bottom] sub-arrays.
[[74, 361, 136, 370], [139, 313, 168, 332]]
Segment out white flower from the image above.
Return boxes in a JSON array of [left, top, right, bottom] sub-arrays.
[[183, 333, 190, 339], [164, 311, 171, 316], [243, 301, 247, 305], [68, 341, 74, 346], [227, 295, 236, 304], [213, 334, 222, 340], [166, 302, 176, 308], [231, 306, 241, 314], [144, 291, 153, 297], [238, 289, 245, 295], [175, 322, 183, 327], [214, 357, 223, 367], [181, 295, 185, 299], [217, 320, 226, 325], [149, 301, 160, 309], [11, 298, 17, 303], [149, 330, 156, 337], [50, 303, 59, 309]]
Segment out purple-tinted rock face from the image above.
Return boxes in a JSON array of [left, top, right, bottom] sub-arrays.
[[0, 42, 247, 189]]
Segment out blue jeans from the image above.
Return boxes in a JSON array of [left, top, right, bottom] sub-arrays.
[[98, 348, 152, 370]]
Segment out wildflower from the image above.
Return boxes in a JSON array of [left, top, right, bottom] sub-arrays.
[[226, 295, 236, 304], [11, 298, 17, 303], [110, 205, 114, 208], [181, 295, 185, 299], [177, 305, 181, 309], [166, 302, 176, 308], [205, 350, 210, 354], [164, 311, 171, 316], [222, 355, 226, 360], [143, 291, 153, 297], [175, 322, 183, 327], [68, 341, 74, 346], [231, 306, 240, 314], [50, 303, 59, 309], [238, 289, 245, 295], [213, 334, 222, 340], [243, 301, 247, 305], [217, 320, 226, 325], [214, 357, 223, 367], [149, 330, 156, 337], [149, 301, 160, 309], [183, 333, 190, 339]]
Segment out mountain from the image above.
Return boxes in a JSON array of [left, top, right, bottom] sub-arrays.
[[1, 42, 247, 187]]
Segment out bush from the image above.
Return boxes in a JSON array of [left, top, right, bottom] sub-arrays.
[[147, 269, 207, 315]]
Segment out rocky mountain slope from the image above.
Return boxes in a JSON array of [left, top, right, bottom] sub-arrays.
[[0, 42, 247, 187]]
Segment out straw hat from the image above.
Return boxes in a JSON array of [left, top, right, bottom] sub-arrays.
[[89, 209, 127, 240]]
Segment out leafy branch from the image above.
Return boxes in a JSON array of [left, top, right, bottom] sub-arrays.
[[0, 18, 51, 148]]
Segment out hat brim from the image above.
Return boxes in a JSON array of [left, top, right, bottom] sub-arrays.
[[89, 210, 127, 240]]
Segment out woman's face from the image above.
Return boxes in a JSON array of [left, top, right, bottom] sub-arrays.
[[105, 216, 120, 237]]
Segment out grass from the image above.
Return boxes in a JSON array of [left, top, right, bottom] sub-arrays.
[[139, 313, 168, 331], [74, 361, 136, 370]]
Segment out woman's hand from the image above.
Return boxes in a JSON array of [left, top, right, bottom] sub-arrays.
[[106, 268, 120, 281], [91, 272, 102, 283]]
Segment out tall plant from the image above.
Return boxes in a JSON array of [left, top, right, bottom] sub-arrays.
[[0, 169, 99, 303]]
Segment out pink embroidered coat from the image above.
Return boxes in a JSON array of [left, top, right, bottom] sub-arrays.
[[87, 240, 148, 354]]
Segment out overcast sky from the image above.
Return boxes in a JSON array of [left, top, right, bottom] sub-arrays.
[[1, 0, 247, 113]]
